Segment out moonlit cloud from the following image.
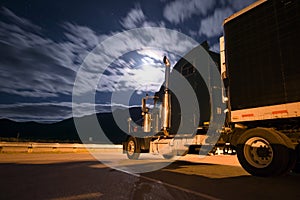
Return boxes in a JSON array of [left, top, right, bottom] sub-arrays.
[[0, 9, 79, 98], [73, 27, 197, 96], [114, 63, 165, 92], [0, 102, 73, 122], [229, 0, 257, 11], [120, 5, 146, 29], [199, 7, 233, 38], [0, 3, 197, 122], [209, 42, 221, 53], [1, 7, 41, 32], [0, 0, 259, 122], [63, 22, 99, 50], [0, 38, 75, 97], [163, 0, 216, 24], [0, 102, 140, 122], [163, 0, 257, 49], [137, 49, 166, 62], [120, 4, 166, 30]]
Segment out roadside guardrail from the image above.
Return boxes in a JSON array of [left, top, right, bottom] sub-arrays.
[[0, 142, 122, 153]]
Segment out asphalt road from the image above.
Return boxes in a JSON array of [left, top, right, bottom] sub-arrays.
[[0, 152, 300, 200]]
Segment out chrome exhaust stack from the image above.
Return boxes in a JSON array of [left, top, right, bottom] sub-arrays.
[[162, 56, 171, 136]]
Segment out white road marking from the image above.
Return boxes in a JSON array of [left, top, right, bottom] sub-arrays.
[[50, 192, 103, 200], [116, 168, 221, 200]]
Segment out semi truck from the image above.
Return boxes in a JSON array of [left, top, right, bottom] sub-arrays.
[[123, 0, 300, 176]]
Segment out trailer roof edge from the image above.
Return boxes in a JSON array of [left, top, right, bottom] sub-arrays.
[[223, 0, 267, 25]]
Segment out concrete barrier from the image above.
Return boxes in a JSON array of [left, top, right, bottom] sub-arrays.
[[0, 142, 122, 153]]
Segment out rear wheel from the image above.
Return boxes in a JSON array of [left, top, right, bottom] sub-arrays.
[[243, 137, 274, 168], [236, 128, 292, 177], [126, 137, 140, 160]]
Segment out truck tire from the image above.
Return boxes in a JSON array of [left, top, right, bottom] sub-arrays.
[[126, 137, 140, 160], [236, 128, 291, 176]]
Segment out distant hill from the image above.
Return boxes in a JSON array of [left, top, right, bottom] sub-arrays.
[[0, 107, 142, 144]]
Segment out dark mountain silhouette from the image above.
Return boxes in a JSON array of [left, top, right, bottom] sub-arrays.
[[0, 107, 142, 144]]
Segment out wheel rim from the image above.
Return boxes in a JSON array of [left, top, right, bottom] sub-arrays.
[[127, 140, 135, 156], [243, 137, 274, 168]]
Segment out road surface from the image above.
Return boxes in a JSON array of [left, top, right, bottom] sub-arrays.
[[0, 152, 299, 200]]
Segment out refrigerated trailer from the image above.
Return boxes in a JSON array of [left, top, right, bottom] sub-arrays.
[[123, 0, 300, 176], [220, 0, 300, 176]]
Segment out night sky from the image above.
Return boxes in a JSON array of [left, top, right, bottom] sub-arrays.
[[0, 0, 255, 122]]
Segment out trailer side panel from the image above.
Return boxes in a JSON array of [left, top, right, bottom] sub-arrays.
[[224, 0, 300, 110]]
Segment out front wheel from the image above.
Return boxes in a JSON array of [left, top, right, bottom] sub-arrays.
[[236, 128, 292, 177], [126, 137, 140, 160]]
